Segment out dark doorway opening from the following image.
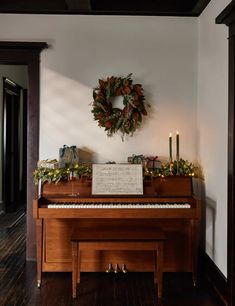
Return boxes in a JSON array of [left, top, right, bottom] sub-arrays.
[[2, 77, 27, 213], [0, 41, 48, 259]]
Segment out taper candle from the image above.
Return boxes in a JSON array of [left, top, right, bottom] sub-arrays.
[[176, 131, 179, 161], [169, 133, 172, 162]]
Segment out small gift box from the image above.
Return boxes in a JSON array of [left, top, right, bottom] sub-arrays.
[[128, 154, 145, 164], [146, 156, 161, 169], [37, 159, 59, 169], [59, 145, 79, 167]]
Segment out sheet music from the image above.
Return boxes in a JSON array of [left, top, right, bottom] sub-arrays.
[[92, 164, 143, 195]]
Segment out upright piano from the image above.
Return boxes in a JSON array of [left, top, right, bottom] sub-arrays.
[[33, 176, 201, 288]]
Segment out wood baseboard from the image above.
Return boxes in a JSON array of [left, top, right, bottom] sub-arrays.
[[199, 249, 228, 305]]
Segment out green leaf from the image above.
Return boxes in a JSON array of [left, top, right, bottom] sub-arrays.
[[93, 90, 97, 100]]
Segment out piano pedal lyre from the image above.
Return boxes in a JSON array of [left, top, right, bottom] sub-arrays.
[[121, 264, 128, 274], [114, 264, 121, 273], [106, 263, 114, 273]]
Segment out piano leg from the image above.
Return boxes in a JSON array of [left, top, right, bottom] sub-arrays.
[[72, 241, 78, 298], [36, 219, 43, 288], [191, 219, 200, 286], [72, 241, 81, 298]]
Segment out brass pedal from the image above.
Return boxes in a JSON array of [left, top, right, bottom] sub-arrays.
[[105, 263, 114, 273], [121, 264, 128, 274], [114, 264, 121, 273]]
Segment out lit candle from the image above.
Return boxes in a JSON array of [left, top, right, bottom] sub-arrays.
[[176, 131, 179, 161], [169, 133, 172, 163]]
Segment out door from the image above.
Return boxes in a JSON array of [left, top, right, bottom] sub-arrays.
[[2, 77, 27, 213]]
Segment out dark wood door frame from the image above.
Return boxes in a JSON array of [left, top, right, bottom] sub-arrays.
[[216, 2, 235, 305], [0, 41, 48, 260]]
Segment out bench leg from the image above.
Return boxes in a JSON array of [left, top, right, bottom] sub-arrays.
[[72, 241, 78, 298], [77, 244, 81, 284], [155, 242, 163, 299], [154, 250, 157, 284]]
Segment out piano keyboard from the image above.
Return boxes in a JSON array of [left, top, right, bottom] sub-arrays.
[[48, 202, 191, 209]]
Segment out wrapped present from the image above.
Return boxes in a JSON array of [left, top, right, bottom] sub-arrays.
[[128, 154, 145, 164], [146, 156, 161, 169], [59, 145, 79, 167], [37, 159, 59, 169]]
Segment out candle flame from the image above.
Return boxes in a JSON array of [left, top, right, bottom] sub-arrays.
[[176, 131, 179, 135], [169, 132, 172, 137]]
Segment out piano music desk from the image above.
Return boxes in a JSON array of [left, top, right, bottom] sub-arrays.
[[71, 228, 166, 299]]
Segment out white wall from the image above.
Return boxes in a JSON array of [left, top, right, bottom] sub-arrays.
[[0, 14, 198, 164], [0, 65, 27, 206], [198, 0, 230, 277], [1, 11, 230, 276]]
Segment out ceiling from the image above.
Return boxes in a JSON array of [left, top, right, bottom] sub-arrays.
[[0, 0, 211, 16]]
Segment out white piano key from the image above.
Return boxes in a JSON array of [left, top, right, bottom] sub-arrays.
[[48, 202, 191, 209]]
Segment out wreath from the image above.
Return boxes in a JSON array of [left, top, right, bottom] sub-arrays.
[[91, 73, 149, 138]]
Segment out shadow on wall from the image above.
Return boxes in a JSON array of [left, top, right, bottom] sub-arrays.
[[78, 147, 97, 163], [204, 197, 216, 260], [193, 178, 216, 260]]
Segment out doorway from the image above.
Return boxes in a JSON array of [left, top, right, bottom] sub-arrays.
[[0, 41, 47, 259], [2, 77, 27, 213]]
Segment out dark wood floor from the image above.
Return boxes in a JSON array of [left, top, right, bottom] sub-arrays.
[[0, 216, 224, 306]]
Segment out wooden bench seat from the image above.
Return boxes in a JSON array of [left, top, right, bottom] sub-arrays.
[[71, 227, 166, 300]]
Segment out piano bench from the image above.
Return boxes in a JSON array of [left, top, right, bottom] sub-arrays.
[[71, 228, 166, 300]]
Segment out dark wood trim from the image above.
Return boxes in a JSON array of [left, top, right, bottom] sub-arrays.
[[0, 41, 47, 51], [216, 2, 235, 305], [199, 249, 228, 305], [65, 0, 91, 11], [192, 0, 212, 16], [0, 10, 189, 17], [216, 1, 235, 25], [0, 41, 48, 260], [0, 2, 211, 17], [0, 10, 209, 17], [227, 24, 235, 306]]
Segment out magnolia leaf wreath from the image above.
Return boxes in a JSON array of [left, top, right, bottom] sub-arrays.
[[91, 73, 150, 138]]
